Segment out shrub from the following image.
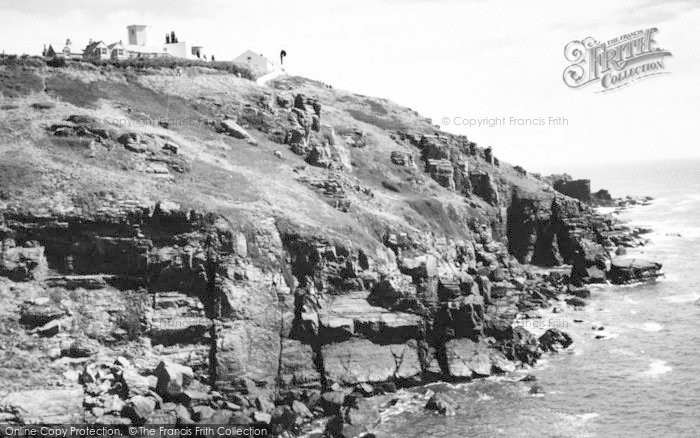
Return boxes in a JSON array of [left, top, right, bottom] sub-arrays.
[[46, 56, 66, 67], [83, 57, 255, 80], [0, 54, 46, 67]]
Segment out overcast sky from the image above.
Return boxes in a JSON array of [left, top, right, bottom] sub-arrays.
[[2, 0, 698, 175]]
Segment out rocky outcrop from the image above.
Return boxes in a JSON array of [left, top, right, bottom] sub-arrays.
[[0, 64, 663, 435], [608, 258, 663, 284], [552, 177, 591, 203]]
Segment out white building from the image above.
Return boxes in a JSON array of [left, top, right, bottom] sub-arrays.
[[44, 38, 83, 59], [233, 50, 276, 74]]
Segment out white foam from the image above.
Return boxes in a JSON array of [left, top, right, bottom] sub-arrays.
[[663, 293, 700, 304], [477, 392, 493, 401], [643, 359, 672, 377], [641, 322, 664, 332], [578, 413, 600, 421], [623, 295, 639, 305]]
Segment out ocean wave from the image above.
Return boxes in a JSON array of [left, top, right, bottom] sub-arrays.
[[578, 412, 600, 422], [623, 295, 639, 305], [663, 293, 700, 304], [643, 359, 672, 377], [640, 321, 665, 332]]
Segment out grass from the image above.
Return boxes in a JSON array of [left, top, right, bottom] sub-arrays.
[[346, 108, 407, 130], [0, 68, 44, 98]]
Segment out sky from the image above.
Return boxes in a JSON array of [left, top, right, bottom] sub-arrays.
[[1, 0, 698, 176]]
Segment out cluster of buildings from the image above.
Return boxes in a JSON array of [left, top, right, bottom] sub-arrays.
[[43, 24, 280, 74]]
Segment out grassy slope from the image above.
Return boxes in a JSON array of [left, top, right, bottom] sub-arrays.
[[0, 64, 552, 259]]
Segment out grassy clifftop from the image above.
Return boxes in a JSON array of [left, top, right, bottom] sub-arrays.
[[0, 61, 554, 258]]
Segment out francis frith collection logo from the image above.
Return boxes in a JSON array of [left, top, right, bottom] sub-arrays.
[[563, 28, 672, 92]]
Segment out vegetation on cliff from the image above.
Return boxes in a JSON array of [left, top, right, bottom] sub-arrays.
[[0, 62, 660, 434]]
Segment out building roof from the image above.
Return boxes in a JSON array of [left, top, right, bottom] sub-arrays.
[[233, 50, 271, 63], [84, 41, 107, 53]]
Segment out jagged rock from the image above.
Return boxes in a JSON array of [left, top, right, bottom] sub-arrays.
[[279, 339, 321, 387], [321, 391, 346, 414], [426, 158, 455, 191], [529, 384, 545, 395], [425, 392, 457, 416], [117, 132, 146, 152], [123, 395, 156, 424], [61, 339, 98, 358], [565, 297, 586, 307], [318, 293, 422, 344], [444, 339, 493, 377], [252, 411, 272, 424], [1, 245, 48, 281], [568, 287, 591, 298], [608, 258, 662, 284], [506, 326, 541, 365], [322, 338, 421, 384], [390, 151, 414, 167], [291, 400, 313, 418], [118, 368, 152, 397], [369, 273, 416, 305], [539, 329, 573, 352], [192, 405, 216, 421], [67, 114, 99, 125], [154, 361, 194, 399], [469, 172, 499, 205], [103, 394, 126, 414], [172, 404, 193, 424], [218, 120, 252, 140], [321, 125, 335, 145], [484, 146, 493, 164], [19, 303, 65, 328], [0, 388, 83, 423], [553, 178, 591, 203], [307, 142, 333, 168], [489, 267, 506, 282], [311, 114, 321, 132], [345, 397, 381, 430]]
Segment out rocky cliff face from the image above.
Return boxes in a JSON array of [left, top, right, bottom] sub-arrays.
[[0, 63, 660, 434]]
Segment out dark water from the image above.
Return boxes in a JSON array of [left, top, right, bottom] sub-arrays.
[[374, 159, 700, 438]]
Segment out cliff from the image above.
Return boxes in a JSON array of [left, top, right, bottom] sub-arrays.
[[0, 62, 660, 434]]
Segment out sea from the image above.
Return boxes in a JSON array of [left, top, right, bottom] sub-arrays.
[[372, 159, 700, 438]]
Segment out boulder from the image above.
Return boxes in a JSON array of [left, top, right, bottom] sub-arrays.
[[565, 297, 586, 307], [425, 392, 457, 416], [489, 267, 506, 282], [279, 339, 321, 387], [154, 361, 194, 398], [444, 338, 492, 377], [0, 388, 83, 423], [539, 329, 573, 353], [469, 172, 499, 205], [19, 303, 65, 328], [1, 246, 48, 281], [321, 338, 421, 384], [118, 368, 152, 397], [568, 287, 591, 299], [291, 400, 313, 418], [219, 120, 252, 140], [123, 395, 156, 424], [609, 258, 662, 284], [252, 411, 272, 424], [321, 391, 346, 415], [61, 339, 98, 358], [192, 405, 215, 421]]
